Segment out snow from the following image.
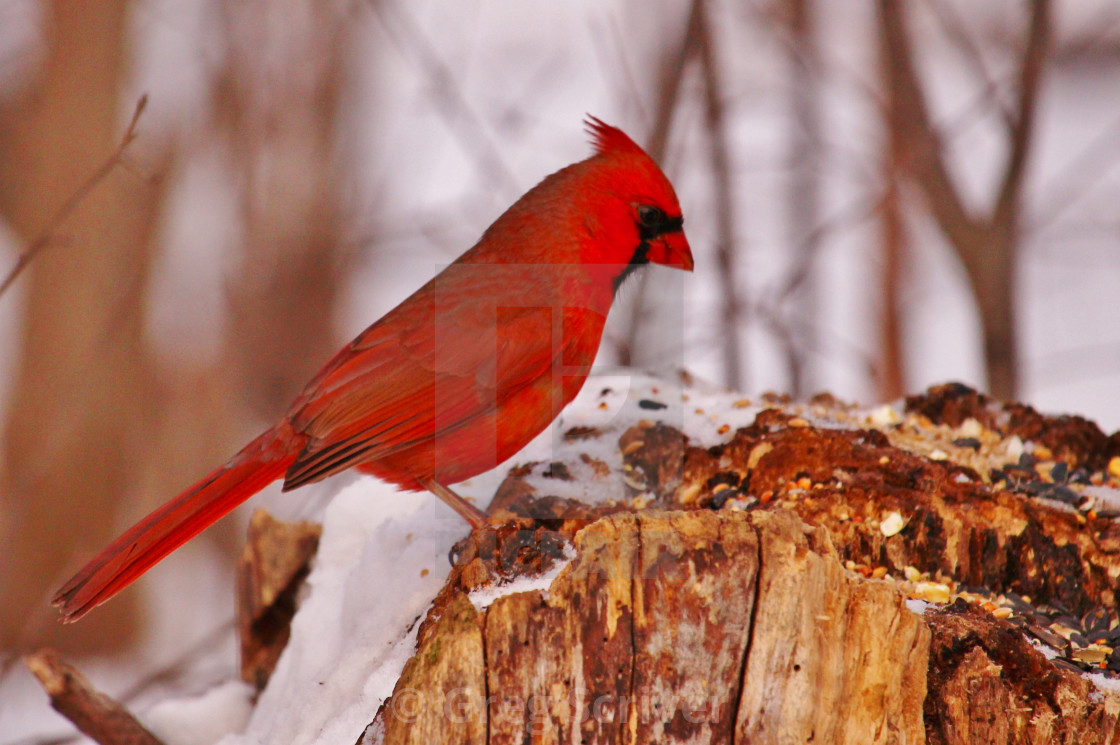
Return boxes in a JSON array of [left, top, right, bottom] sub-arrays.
[[1084, 484, 1120, 512], [866, 404, 902, 427], [217, 481, 452, 745], [1087, 671, 1120, 696], [1028, 636, 1061, 661], [145, 681, 255, 745]]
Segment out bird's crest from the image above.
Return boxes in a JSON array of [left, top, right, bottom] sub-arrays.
[[585, 116, 645, 157]]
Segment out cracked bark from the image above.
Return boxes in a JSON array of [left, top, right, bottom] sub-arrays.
[[367, 510, 928, 744]]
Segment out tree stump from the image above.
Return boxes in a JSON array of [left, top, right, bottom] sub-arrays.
[[369, 509, 929, 744], [363, 383, 1120, 744]]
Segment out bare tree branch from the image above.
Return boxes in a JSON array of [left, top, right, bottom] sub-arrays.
[[876, 0, 1051, 399], [927, 0, 1016, 128], [878, 1, 981, 265], [617, 1, 699, 368], [593, 17, 652, 126], [369, 0, 521, 202], [696, 0, 744, 388], [646, 1, 703, 162], [993, 0, 1051, 226], [1030, 111, 1120, 231]]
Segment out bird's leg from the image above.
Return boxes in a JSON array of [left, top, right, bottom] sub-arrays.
[[420, 477, 488, 530]]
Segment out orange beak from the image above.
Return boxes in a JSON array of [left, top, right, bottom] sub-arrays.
[[649, 229, 694, 272]]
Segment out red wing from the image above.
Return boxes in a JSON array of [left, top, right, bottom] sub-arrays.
[[283, 268, 573, 488]]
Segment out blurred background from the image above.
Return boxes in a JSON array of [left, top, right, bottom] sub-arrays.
[[1, 0, 1119, 720]]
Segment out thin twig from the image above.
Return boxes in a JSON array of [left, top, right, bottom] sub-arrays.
[[695, 0, 744, 388], [0, 95, 147, 299], [994, 0, 1051, 225], [646, 1, 703, 162], [369, 0, 521, 202], [926, 0, 1016, 128], [591, 17, 649, 125], [117, 618, 236, 705], [1030, 110, 1120, 233], [25, 649, 165, 745], [617, 0, 700, 367]]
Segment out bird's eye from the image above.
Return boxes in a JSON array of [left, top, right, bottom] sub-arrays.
[[637, 205, 666, 227]]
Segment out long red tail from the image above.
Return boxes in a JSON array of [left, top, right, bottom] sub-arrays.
[[52, 426, 299, 622]]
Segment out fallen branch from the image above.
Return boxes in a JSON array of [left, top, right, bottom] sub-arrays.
[[25, 648, 164, 745]]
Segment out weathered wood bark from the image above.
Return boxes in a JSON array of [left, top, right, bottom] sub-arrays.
[[925, 603, 1120, 745], [237, 510, 322, 690], [369, 510, 929, 744]]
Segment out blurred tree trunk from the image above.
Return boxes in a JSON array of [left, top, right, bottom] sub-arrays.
[[0, 0, 356, 656], [782, 0, 821, 398], [696, 0, 744, 390], [877, 0, 1051, 400], [146, 1, 356, 571], [208, 2, 352, 422], [125, 1, 356, 593], [622, 0, 745, 389], [878, 12, 908, 402], [878, 157, 907, 402], [0, 0, 155, 652]]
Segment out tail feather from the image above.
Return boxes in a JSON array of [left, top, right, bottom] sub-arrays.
[[52, 426, 298, 622]]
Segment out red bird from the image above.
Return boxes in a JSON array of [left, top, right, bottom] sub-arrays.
[[53, 118, 692, 622]]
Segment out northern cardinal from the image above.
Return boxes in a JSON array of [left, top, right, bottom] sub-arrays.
[[53, 118, 691, 622]]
